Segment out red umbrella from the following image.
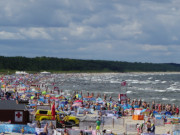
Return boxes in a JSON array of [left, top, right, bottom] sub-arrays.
[[72, 102, 82, 107], [74, 100, 82, 103], [50, 97, 58, 100]]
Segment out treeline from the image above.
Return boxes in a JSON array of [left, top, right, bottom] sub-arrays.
[[0, 56, 180, 73]]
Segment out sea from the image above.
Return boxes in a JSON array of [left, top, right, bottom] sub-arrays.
[[51, 72, 180, 106]]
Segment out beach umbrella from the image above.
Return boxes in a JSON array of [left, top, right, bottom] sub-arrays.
[[72, 102, 82, 107], [26, 94, 32, 97], [55, 95, 60, 98], [25, 90, 32, 93], [8, 91, 14, 93], [76, 94, 82, 99], [96, 97, 103, 104], [42, 91, 46, 95], [30, 96, 34, 100], [46, 94, 50, 98], [141, 109, 147, 113], [59, 95, 65, 99], [50, 97, 57, 100], [32, 88, 36, 92], [38, 97, 45, 102], [74, 100, 83, 103], [29, 104, 36, 107], [21, 94, 26, 98]]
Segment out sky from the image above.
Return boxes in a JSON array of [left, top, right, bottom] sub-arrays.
[[0, 0, 180, 63]]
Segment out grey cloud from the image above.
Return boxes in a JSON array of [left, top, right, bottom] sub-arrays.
[[0, 0, 180, 63]]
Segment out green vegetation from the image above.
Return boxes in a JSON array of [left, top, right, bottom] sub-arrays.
[[0, 56, 180, 73]]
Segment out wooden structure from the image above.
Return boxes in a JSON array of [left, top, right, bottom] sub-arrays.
[[0, 100, 30, 124]]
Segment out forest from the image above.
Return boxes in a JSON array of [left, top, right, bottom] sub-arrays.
[[0, 56, 180, 73]]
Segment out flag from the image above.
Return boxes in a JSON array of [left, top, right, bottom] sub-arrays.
[[121, 81, 127, 86]]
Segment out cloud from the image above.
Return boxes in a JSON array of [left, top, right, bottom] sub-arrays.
[[19, 28, 52, 40], [141, 44, 168, 51], [0, 31, 24, 40], [0, 0, 180, 63]]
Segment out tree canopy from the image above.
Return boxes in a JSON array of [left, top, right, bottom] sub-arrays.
[[0, 56, 180, 73]]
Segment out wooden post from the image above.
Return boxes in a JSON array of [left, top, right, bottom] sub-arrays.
[[113, 117, 114, 128]]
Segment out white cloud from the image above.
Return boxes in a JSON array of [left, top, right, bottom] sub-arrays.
[[19, 28, 52, 40], [142, 44, 168, 51], [0, 31, 24, 40]]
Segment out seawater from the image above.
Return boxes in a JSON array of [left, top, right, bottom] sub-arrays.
[[52, 73, 180, 106]]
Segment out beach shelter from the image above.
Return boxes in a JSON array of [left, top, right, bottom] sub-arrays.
[[132, 108, 144, 120]]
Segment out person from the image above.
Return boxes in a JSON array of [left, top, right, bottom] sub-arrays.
[[21, 127, 25, 135], [176, 106, 179, 117], [96, 118, 101, 133], [147, 120, 155, 134], [102, 129, 106, 135], [64, 129, 69, 135], [48, 121, 55, 135], [136, 123, 140, 135], [37, 120, 41, 128], [89, 126, 93, 130], [42, 123, 48, 135], [79, 130, 83, 135], [147, 121, 151, 133], [48, 121, 55, 129], [109, 131, 114, 135]]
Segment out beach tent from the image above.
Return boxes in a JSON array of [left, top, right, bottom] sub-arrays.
[[132, 108, 144, 120]]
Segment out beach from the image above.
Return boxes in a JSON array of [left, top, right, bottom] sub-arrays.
[[0, 73, 179, 135]]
